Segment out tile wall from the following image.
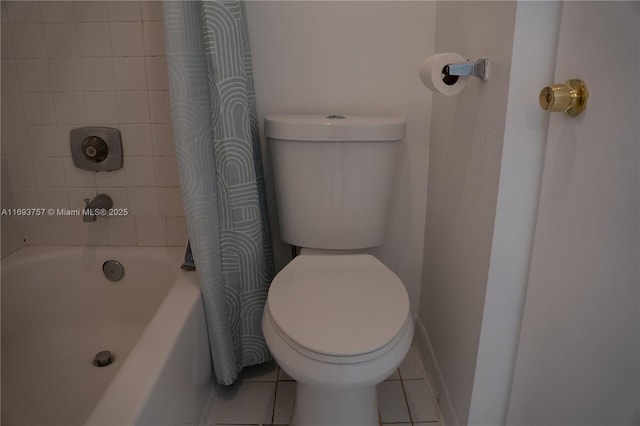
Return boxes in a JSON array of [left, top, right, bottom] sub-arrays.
[[1, 1, 186, 257]]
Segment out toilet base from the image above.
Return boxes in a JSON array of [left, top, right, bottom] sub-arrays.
[[293, 383, 378, 426]]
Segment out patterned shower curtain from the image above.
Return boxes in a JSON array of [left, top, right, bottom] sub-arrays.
[[163, 0, 275, 385]]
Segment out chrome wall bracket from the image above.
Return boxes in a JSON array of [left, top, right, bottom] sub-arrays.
[[443, 58, 490, 81]]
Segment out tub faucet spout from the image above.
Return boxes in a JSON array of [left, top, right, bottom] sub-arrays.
[[83, 194, 113, 222]]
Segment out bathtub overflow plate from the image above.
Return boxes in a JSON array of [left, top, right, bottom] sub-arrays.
[[102, 260, 124, 281]]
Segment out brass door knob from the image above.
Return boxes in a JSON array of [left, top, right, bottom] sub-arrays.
[[539, 79, 588, 116]]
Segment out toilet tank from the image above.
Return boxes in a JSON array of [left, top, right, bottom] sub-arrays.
[[266, 114, 406, 250]]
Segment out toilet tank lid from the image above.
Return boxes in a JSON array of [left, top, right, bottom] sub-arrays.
[[265, 114, 406, 142]]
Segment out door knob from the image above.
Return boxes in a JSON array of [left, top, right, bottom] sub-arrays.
[[539, 79, 588, 116]]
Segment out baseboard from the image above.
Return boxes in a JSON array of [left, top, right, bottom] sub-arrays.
[[414, 316, 459, 426]]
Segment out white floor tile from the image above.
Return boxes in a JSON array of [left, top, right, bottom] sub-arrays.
[[403, 379, 439, 422], [385, 368, 401, 380], [211, 381, 275, 425], [278, 367, 294, 381], [377, 380, 410, 423], [238, 360, 279, 382], [399, 344, 426, 380], [272, 381, 296, 425]]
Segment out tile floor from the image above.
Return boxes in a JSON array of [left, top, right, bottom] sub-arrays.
[[206, 343, 441, 426]]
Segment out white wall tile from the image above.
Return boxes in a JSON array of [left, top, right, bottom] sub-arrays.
[[53, 92, 86, 124], [48, 58, 83, 92], [124, 156, 156, 186], [47, 216, 89, 245], [4, 0, 180, 249], [166, 216, 187, 246], [1, 3, 8, 24], [28, 126, 60, 157], [62, 156, 96, 187], [135, 216, 166, 246], [110, 22, 144, 56], [7, 157, 36, 188], [1, 126, 30, 157], [14, 187, 39, 207], [37, 187, 69, 210], [107, 1, 141, 22], [117, 91, 149, 123], [114, 57, 147, 90], [1, 216, 25, 258], [74, 2, 108, 23], [85, 216, 136, 246], [127, 187, 159, 216], [85, 91, 118, 124], [2, 59, 20, 92], [56, 125, 75, 156], [154, 156, 179, 187], [11, 24, 47, 58], [81, 58, 115, 91], [22, 216, 52, 245], [40, 2, 75, 23], [33, 157, 66, 187], [1, 24, 15, 58], [23, 93, 57, 125], [151, 124, 175, 155], [148, 91, 171, 123], [142, 21, 165, 56], [145, 56, 168, 90], [157, 187, 184, 216], [119, 124, 152, 155], [104, 217, 137, 246], [94, 169, 126, 187], [141, 2, 163, 21], [16, 59, 51, 92], [43, 23, 79, 58], [77, 23, 112, 57], [1, 93, 25, 125], [6, 2, 41, 23]]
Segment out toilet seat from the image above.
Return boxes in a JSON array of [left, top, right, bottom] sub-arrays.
[[267, 254, 410, 358]]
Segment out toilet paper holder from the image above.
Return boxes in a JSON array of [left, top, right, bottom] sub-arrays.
[[443, 58, 490, 81]]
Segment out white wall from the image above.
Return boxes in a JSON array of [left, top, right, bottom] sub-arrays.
[[1, 1, 186, 258], [245, 1, 435, 314], [417, 2, 517, 424]]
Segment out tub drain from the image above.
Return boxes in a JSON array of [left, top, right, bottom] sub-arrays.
[[93, 350, 115, 367], [102, 260, 124, 281]]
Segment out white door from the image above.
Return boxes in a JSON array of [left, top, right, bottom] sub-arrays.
[[507, 2, 639, 425]]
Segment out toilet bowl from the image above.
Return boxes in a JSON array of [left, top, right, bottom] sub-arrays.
[[262, 114, 411, 425], [263, 252, 413, 425]]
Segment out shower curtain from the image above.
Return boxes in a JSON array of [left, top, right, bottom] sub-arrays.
[[163, 0, 275, 385]]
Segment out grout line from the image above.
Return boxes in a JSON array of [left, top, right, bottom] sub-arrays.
[[270, 367, 280, 426], [397, 371, 414, 425]]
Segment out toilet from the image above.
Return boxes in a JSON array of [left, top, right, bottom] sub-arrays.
[[262, 114, 413, 426]]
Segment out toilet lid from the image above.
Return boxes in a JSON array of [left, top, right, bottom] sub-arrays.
[[267, 254, 410, 357]]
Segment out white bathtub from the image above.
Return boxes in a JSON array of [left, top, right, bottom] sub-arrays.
[[1, 246, 213, 426]]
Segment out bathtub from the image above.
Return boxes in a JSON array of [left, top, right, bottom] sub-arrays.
[[1, 246, 213, 426]]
